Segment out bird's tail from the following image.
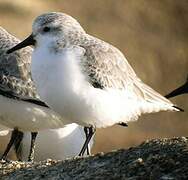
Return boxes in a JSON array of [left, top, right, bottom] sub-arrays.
[[133, 79, 183, 114]]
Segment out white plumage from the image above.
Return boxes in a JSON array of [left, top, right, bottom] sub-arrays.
[[0, 95, 65, 131]]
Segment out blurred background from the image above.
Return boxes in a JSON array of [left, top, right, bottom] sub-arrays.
[[0, 0, 188, 158]]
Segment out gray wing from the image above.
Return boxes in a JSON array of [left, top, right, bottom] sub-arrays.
[[79, 34, 171, 104], [80, 34, 139, 90], [13, 130, 24, 161], [0, 73, 38, 99], [0, 73, 49, 107], [0, 27, 32, 81], [0, 27, 38, 99]]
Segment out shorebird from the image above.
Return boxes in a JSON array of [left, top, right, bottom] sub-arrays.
[[165, 75, 188, 98], [15, 123, 93, 161], [7, 12, 181, 155], [0, 27, 91, 161], [0, 26, 40, 161]]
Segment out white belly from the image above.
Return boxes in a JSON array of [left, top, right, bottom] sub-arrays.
[[31, 47, 141, 128], [0, 95, 64, 131], [31, 42, 177, 129]]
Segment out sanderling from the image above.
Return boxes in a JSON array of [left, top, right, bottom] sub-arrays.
[[15, 123, 93, 161], [0, 27, 91, 161], [165, 75, 188, 98], [0, 26, 40, 161], [7, 12, 182, 155]]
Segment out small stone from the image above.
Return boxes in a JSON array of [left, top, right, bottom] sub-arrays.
[[137, 158, 143, 163]]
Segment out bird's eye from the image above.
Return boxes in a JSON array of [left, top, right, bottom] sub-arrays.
[[43, 27, 50, 32]]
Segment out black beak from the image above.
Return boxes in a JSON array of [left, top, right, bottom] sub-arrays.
[[165, 81, 188, 99], [7, 34, 35, 54]]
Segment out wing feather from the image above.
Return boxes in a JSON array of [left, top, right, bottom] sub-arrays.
[[0, 27, 48, 107], [80, 34, 173, 106]]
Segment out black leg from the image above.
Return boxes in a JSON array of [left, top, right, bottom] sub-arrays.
[[1, 129, 19, 160], [14, 131, 24, 161], [84, 127, 90, 155], [28, 132, 38, 162], [79, 126, 96, 156]]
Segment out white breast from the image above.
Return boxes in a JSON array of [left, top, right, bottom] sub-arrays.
[[32, 45, 91, 125]]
